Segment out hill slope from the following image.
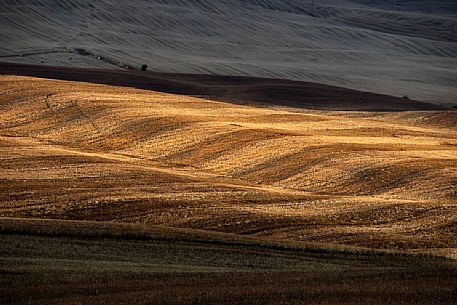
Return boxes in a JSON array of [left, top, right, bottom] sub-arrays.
[[1, 71, 456, 255], [1, 0, 456, 104]]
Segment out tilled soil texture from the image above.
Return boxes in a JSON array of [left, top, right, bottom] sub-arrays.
[[0, 69, 456, 256]]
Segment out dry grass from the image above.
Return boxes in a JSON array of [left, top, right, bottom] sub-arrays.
[[1, 70, 457, 304], [1, 74, 456, 255], [1, 218, 456, 305]]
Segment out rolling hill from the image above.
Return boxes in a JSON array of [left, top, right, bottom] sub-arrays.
[[1, 1, 457, 302], [1, 63, 456, 304], [1, 66, 456, 255], [1, 0, 456, 104]]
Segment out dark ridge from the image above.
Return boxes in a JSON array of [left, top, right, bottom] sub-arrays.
[[0, 62, 447, 111], [0, 218, 450, 262]]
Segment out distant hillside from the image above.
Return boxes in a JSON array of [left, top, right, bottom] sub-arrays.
[[1, 0, 456, 103]]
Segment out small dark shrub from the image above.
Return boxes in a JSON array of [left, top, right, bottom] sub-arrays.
[[141, 64, 148, 71], [402, 95, 410, 100]]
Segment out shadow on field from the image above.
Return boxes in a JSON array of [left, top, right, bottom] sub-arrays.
[[0, 62, 447, 111], [1, 218, 456, 305]]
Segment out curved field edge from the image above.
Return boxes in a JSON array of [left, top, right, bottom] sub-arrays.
[[0, 72, 456, 254], [0, 62, 447, 111], [0, 217, 451, 260], [1, 218, 457, 305]]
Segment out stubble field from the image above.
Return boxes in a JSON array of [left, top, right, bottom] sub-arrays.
[[0, 64, 456, 304]]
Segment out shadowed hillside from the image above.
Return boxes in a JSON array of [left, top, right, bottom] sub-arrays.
[[2, 218, 456, 305], [1, 0, 456, 103], [0, 62, 447, 111]]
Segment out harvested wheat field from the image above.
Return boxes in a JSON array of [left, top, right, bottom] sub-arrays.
[[1, 64, 457, 304]]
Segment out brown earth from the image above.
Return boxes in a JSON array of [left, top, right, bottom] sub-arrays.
[[0, 62, 447, 111], [0, 65, 456, 304], [1, 218, 456, 305]]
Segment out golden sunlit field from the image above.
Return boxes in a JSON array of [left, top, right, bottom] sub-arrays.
[[1, 65, 456, 304]]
